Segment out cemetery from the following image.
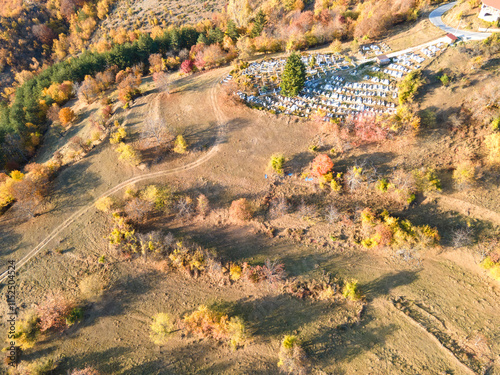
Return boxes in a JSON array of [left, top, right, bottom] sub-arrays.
[[223, 41, 448, 120]]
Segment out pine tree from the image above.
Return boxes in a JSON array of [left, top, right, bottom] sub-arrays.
[[226, 19, 239, 41], [197, 33, 208, 45], [280, 52, 306, 97], [250, 10, 266, 38]]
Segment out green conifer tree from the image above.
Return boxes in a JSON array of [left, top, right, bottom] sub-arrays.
[[280, 52, 306, 97], [250, 10, 266, 38]]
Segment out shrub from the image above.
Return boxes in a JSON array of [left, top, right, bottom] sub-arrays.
[[173, 135, 188, 154], [481, 255, 500, 281], [485, 133, 500, 164], [278, 335, 310, 374], [183, 305, 245, 345], [196, 194, 209, 217], [242, 259, 286, 288], [79, 273, 107, 301], [107, 214, 137, 252], [66, 307, 84, 326], [150, 313, 174, 345], [413, 167, 441, 192], [95, 196, 115, 212], [492, 117, 500, 131], [452, 162, 476, 190], [377, 178, 389, 192], [361, 209, 439, 250], [140, 185, 172, 210], [180, 59, 194, 74], [229, 198, 252, 222], [439, 73, 450, 86], [12, 310, 40, 349], [270, 154, 285, 175], [125, 197, 154, 223], [37, 291, 73, 332], [110, 127, 127, 144], [353, 112, 389, 143], [183, 304, 247, 349], [285, 274, 341, 301], [117, 73, 141, 104], [70, 368, 99, 375], [398, 70, 424, 105], [18, 357, 58, 375], [330, 173, 343, 192], [451, 226, 474, 248], [342, 280, 362, 301], [229, 264, 242, 281], [227, 316, 247, 350], [345, 166, 364, 192]]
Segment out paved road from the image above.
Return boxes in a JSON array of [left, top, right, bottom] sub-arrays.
[[429, 1, 492, 40]]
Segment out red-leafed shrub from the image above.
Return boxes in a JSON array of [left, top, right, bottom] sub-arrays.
[[311, 154, 333, 177], [37, 291, 73, 332], [180, 59, 194, 74]]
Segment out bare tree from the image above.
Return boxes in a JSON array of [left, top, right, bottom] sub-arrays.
[[345, 166, 364, 192], [451, 226, 474, 248], [125, 198, 154, 223], [324, 204, 340, 223], [140, 111, 172, 150], [296, 199, 317, 221], [175, 197, 194, 218], [11, 177, 44, 218], [153, 71, 171, 93], [268, 195, 290, 219]]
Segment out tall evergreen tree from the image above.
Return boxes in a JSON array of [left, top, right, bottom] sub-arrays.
[[197, 33, 208, 45], [280, 52, 306, 97], [226, 19, 239, 41], [250, 10, 266, 38]]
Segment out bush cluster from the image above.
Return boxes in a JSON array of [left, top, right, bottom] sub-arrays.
[[481, 253, 500, 281], [360, 208, 440, 250], [182, 305, 247, 349]]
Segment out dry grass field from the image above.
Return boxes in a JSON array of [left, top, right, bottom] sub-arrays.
[[0, 37, 499, 375]]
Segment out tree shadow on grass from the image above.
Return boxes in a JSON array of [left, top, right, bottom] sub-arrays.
[[0, 221, 24, 260], [239, 294, 328, 338], [362, 270, 420, 300], [50, 160, 102, 211], [402, 200, 496, 246], [309, 304, 397, 366], [335, 151, 397, 176], [74, 271, 157, 329], [58, 346, 131, 374], [286, 151, 315, 175]]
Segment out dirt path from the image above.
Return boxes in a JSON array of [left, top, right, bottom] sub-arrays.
[[426, 193, 500, 226], [0, 72, 229, 283]]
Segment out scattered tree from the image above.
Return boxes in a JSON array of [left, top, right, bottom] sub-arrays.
[[280, 52, 306, 97], [59, 108, 76, 126], [229, 198, 252, 222], [173, 135, 188, 154]]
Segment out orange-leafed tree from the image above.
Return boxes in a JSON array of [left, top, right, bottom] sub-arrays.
[[59, 107, 76, 126], [311, 154, 333, 177]]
